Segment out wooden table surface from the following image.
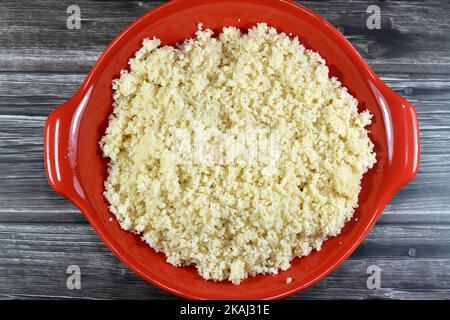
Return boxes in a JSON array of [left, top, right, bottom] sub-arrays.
[[1, 0, 449, 300]]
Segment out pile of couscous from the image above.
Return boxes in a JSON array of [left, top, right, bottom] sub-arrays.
[[100, 23, 376, 284]]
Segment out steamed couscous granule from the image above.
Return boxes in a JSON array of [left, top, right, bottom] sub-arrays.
[[100, 23, 376, 284]]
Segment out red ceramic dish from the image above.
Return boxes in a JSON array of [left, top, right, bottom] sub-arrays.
[[44, 0, 420, 300]]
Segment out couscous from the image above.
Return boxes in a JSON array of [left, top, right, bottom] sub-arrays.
[[100, 23, 376, 284]]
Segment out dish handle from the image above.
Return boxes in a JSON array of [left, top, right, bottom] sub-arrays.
[[44, 93, 86, 203], [375, 81, 420, 191]]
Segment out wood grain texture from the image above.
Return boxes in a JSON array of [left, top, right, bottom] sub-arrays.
[[0, 0, 449, 300], [1, 223, 449, 299], [1, 0, 449, 73]]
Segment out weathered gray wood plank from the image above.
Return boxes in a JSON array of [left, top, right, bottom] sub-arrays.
[[0, 223, 449, 299], [0, 70, 449, 223], [0, 1, 449, 73], [0, 114, 449, 223], [1, 72, 450, 116], [3, 259, 449, 300]]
